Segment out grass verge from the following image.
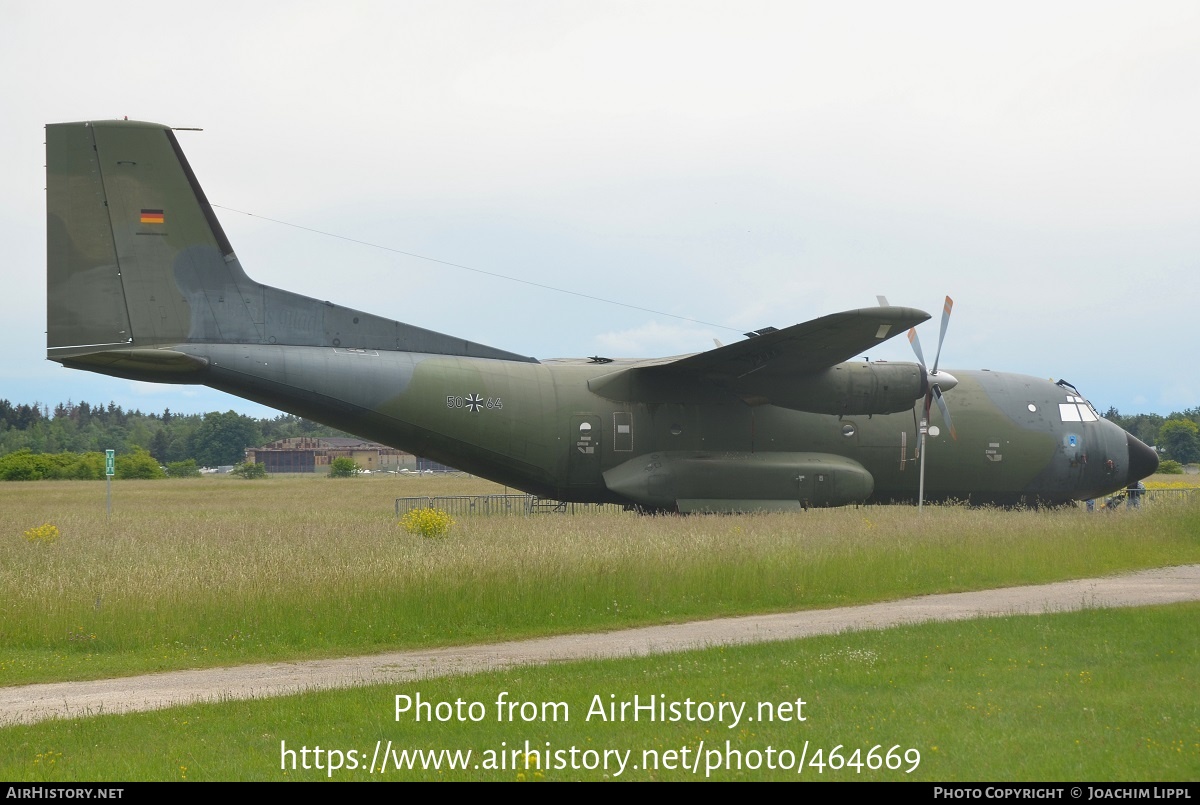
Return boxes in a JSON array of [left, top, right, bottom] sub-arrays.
[[1, 603, 1195, 781]]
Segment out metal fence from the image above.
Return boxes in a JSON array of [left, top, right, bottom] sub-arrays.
[[394, 494, 626, 517], [1092, 487, 1193, 510], [396, 488, 1193, 516]]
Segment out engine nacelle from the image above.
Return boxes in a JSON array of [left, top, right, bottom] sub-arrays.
[[590, 361, 924, 416], [734, 361, 925, 415]]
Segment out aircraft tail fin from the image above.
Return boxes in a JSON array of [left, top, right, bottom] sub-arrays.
[[46, 120, 533, 365], [47, 120, 229, 356]]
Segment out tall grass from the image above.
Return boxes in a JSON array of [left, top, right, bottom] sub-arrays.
[[2, 475, 1197, 685]]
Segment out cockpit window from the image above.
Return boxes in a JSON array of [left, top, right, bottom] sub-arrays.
[[1059, 395, 1099, 422]]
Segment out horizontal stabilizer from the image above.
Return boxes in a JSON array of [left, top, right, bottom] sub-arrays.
[[58, 349, 209, 383]]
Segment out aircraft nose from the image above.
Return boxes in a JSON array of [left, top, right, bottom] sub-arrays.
[[1126, 432, 1159, 482]]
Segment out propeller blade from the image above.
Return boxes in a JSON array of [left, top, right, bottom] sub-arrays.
[[931, 295, 953, 375], [909, 296, 955, 511], [907, 328, 927, 369], [932, 384, 957, 440]]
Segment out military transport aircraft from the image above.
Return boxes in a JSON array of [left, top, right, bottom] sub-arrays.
[[45, 120, 1158, 512]]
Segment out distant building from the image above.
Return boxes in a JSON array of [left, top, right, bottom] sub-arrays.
[[244, 437, 456, 474]]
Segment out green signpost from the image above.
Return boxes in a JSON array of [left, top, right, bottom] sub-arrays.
[[105, 449, 114, 519]]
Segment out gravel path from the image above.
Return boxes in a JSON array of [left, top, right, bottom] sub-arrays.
[[3, 564, 1197, 727]]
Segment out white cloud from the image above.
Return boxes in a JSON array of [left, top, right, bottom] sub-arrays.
[[593, 321, 718, 358]]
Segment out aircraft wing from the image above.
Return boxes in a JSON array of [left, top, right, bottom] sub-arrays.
[[658, 306, 928, 380], [588, 306, 931, 414]]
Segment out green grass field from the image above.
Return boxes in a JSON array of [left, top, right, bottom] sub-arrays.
[[1, 603, 1195, 781], [2, 475, 1197, 686], [1, 474, 1197, 781]]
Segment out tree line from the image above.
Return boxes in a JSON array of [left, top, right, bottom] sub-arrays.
[[1102, 407, 1200, 466], [0, 400, 349, 470]]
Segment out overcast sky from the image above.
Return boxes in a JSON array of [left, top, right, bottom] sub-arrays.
[[3, 0, 1197, 419]]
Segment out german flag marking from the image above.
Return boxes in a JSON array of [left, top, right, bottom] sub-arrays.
[[140, 209, 165, 224]]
